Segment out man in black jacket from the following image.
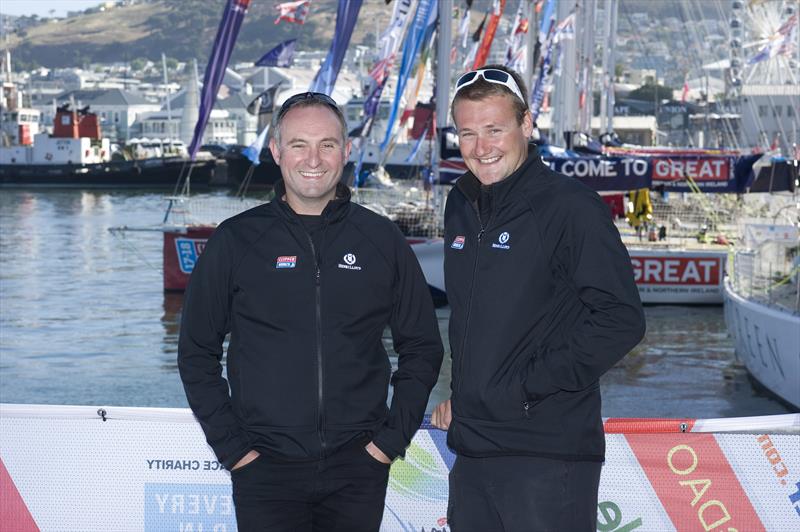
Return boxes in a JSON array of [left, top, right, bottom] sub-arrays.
[[178, 92, 443, 531], [431, 66, 645, 531]]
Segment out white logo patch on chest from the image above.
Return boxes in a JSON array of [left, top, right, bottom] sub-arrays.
[[492, 231, 511, 250], [338, 252, 362, 271]]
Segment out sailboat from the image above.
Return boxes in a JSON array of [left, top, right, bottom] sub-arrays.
[[724, 214, 799, 409]]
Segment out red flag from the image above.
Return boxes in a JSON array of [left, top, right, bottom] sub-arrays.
[[473, 0, 506, 69], [275, 0, 310, 25], [681, 75, 689, 103]]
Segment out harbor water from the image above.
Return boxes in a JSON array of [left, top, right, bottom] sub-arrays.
[[0, 189, 793, 417]]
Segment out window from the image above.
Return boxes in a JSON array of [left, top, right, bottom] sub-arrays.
[[788, 106, 795, 118], [773, 106, 782, 117], [758, 105, 767, 117]]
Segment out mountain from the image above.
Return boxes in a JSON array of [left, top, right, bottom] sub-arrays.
[[5, 0, 388, 69]]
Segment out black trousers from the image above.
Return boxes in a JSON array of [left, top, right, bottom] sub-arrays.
[[231, 440, 390, 532], [447, 454, 602, 532]]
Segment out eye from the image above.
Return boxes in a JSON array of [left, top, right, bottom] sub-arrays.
[[459, 131, 475, 139], [490, 128, 502, 135], [321, 142, 336, 150]]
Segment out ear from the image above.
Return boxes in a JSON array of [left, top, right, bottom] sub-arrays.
[[521, 111, 533, 139], [344, 138, 352, 161], [268, 137, 280, 164]]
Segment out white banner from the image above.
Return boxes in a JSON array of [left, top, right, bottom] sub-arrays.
[[1, 405, 798, 531]]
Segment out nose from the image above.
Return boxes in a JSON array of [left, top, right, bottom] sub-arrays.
[[306, 146, 321, 167], [474, 134, 492, 157]]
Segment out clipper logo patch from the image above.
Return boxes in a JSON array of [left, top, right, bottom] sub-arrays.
[[338, 252, 362, 271], [276, 256, 297, 268], [451, 236, 466, 250], [492, 231, 511, 250]]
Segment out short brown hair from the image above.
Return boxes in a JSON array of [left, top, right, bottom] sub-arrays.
[[451, 64, 530, 126]]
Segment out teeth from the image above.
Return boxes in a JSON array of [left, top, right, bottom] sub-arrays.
[[479, 156, 500, 164], [300, 171, 325, 177]]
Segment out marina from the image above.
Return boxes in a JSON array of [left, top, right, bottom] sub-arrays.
[[1, 0, 799, 529], [0, 188, 794, 417]]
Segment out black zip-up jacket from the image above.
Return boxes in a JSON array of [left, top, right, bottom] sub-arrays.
[[444, 148, 645, 461], [178, 182, 443, 469]]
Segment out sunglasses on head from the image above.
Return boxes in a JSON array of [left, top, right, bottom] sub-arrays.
[[454, 69, 526, 105], [276, 92, 341, 122]]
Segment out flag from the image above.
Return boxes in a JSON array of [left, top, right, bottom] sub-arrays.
[[380, 0, 438, 151], [242, 125, 270, 166], [255, 39, 297, 67], [404, 125, 429, 163], [465, 13, 486, 66], [473, 0, 506, 69], [246, 83, 282, 115], [748, 13, 797, 64], [458, 6, 471, 48], [681, 75, 689, 103], [274, 0, 310, 25], [188, 0, 251, 160], [504, 2, 528, 71], [309, 0, 364, 95]]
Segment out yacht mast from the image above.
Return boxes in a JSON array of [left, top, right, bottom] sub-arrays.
[[435, 0, 453, 182], [599, 0, 618, 137]]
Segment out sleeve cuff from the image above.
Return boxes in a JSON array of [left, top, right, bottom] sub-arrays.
[[371, 431, 405, 461]]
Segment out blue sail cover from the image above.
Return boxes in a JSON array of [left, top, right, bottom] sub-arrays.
[[309, 0, 364, 95], [188, 0, 251, 160]]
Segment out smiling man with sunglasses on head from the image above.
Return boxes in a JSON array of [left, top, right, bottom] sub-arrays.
[[178, 92, 443, 531], [431, 65, 645, 531]]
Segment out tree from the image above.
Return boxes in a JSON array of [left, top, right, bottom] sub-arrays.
[[627, 83, 674, 103], [130, 58, 146, 72]]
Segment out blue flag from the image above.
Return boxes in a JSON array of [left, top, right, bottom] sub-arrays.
[[188, 0, 251, 160], [242, 125, 270, 166], [255, 39, 297, 67], [309, 0, 364, 95], [380, 0, 438, 151]]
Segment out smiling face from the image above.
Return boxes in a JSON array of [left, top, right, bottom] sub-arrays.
[[452, 93, 532, 186], [269, 104, 351, 215]]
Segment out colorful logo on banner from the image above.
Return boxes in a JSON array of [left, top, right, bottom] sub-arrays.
[[651, 157, 730, 183], [630, 256, 722, 286], [626, 433, 765, 531], [175, 238, 208, 274], [144, 483, 236, 531], [383, 430, 453, 531]]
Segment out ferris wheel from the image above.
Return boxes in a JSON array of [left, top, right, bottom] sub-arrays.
[[730, 0, 798, 87]]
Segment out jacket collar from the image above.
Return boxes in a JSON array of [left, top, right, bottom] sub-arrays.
[[455, 144, 545, 208], [272, 180, 351, 224]]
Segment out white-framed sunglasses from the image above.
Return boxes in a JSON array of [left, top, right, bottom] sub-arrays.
[[454, 69, 526, 105]]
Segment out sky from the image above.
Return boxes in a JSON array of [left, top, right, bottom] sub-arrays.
[[0, 1, 106, 18]]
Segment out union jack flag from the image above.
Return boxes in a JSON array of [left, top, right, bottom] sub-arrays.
[[368, 55, 395, 85], [749, 13, 797, 64], [275, 0, 311, 25]]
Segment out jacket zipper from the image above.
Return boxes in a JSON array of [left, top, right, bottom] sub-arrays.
[[456, 202, 488, 392], [305, 232, 327, 457]]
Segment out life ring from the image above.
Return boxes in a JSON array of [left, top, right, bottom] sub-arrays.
[[45, 153, 53, 161]]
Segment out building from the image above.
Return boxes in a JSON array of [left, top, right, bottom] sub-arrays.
[[44, 88, 160, 141], [740, 84, 800, 154]]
